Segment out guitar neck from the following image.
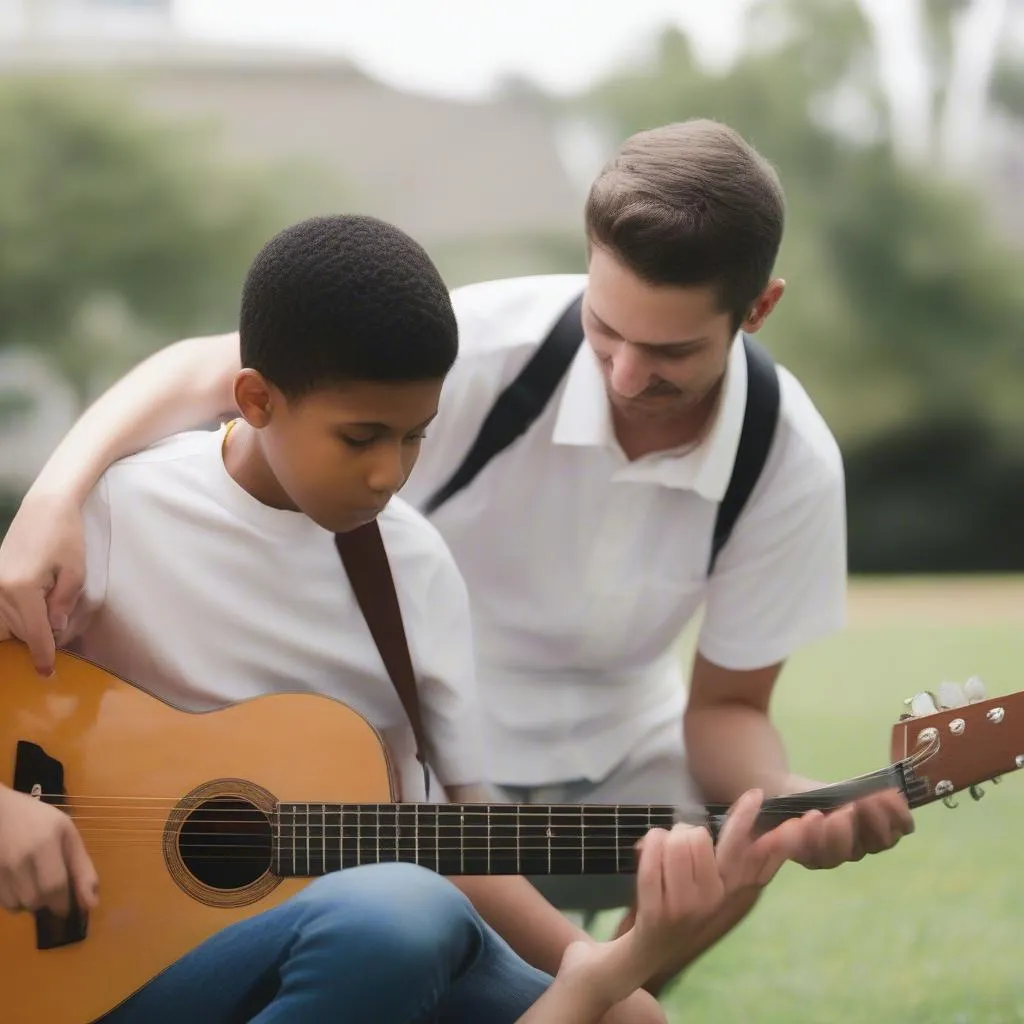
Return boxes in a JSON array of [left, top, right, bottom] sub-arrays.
[[273, 802, 676, 877], [272, 762, 917, 878]]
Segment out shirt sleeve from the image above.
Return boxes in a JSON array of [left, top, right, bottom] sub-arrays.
[[60, 475, 112, 648], [696, 437, 848, 672]]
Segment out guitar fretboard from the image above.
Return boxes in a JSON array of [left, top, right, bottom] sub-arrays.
[[270, 762, 918, 878], [272, 803, 675, 877]]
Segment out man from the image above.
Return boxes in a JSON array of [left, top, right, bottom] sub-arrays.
[[0, 119, 913, 984]]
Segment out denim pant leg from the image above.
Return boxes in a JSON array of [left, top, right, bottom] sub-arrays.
[[102, 862, 551, 1024]]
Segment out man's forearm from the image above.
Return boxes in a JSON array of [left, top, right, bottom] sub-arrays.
[[28, 333, 238, 504], [684, 703, 818, 803]]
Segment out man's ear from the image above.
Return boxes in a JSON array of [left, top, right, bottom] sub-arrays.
[[233, 369, 276, 428], [742, 278, 785, 333]]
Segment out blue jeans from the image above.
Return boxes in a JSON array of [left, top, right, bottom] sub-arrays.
[[102, 863, 552, 1024]]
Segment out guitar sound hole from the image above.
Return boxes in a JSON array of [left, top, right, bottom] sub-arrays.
[[178, 797, 273, 890]]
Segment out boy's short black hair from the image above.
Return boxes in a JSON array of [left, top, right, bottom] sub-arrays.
[[239, 214, 457, 397]]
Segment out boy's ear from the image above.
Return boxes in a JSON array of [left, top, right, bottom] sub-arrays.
[[233, 369, 276, 428]]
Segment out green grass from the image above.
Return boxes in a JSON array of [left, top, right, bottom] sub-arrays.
[[602, 619, 1024, 1023]]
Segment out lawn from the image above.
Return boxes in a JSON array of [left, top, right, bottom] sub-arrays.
[[605, 578, 1024, 1023]]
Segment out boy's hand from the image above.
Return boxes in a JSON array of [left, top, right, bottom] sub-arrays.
[[0, 493, 85, 677], [713, 787, 808, 892], [0, 785, 99, 917], [556, 821, 726, 1011]]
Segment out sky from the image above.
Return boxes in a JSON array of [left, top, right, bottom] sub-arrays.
[[175, 0, 753, 100]]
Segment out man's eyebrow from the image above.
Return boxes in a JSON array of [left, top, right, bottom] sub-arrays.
[[587, 307, 708, 349], [637, 337, 710, 352]]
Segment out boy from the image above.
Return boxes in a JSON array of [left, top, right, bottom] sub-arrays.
[[0, 214, 657, 1022]]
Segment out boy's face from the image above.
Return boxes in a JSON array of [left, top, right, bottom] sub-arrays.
[[237, 374, 443, 534]]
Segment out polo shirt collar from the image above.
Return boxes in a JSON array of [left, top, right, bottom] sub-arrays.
[[551, 332, 749, 502]]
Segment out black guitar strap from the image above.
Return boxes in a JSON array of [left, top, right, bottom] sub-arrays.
[[423, 291, 782, 572], [335, 523, 432, 800]]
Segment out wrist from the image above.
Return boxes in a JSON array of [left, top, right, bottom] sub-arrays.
[[562, 935, 647, 1010], [551, 965, 618, 1018], [23, 469, 92, 510], [779, 772, 822, 796]]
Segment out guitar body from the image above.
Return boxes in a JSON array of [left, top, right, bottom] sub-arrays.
[[4, 638, 1019, 1023], [0, 641, 396, 1024]]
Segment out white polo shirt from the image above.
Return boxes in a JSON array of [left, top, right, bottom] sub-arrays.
[[400, 274, 847, 787], [67, 427, 485, 801]]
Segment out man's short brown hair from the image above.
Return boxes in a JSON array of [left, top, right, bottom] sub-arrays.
[[584, 119, 785, 327]]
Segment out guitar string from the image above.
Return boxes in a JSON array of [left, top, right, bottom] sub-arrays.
[[35, 796, 923, 827], [30, 764, 918, 817], [63, 795, 927, 830], [27, 787, 928, 826], [59, 785, 933, 852]]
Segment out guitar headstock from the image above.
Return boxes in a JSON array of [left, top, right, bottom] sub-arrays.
[[891, 677, 1024, 809]]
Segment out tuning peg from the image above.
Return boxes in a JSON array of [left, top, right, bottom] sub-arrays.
[[964, 676, 987, 703], [937, 682, 968, 709], [969, 784, 985, 801], [904, 691, 939, 717]]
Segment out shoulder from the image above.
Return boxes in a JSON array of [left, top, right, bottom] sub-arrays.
[[755, 363, 845, 513], [722, 355, 845, 545], [377, 496, 465, 588], [96, 429, 221, 500], [105, 429, 219, 473], [776, 366, 844, 483], [451, 273, 587, 360]]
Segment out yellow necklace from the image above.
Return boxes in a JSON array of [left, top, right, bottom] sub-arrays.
[[221, 418, 239, 457]]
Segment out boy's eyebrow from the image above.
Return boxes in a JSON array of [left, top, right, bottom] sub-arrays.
[[343, 412, 438, 432]]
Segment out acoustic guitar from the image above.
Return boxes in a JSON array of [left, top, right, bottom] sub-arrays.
[[0, 640, 1020, 1023]]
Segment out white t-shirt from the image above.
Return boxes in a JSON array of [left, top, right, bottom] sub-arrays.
[[400, 274, 848, 786], [67, 426, 485, 801]]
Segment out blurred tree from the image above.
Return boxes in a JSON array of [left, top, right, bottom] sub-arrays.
[[573, 0, 1024, 570], [0, 78, 284, 407]]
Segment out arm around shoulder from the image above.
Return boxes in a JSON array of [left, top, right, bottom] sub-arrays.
[[0, 331, 237, 675], [28, 331, 240, 506]]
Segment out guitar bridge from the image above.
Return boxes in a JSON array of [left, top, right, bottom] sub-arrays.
[[12, 740, 90, 950]]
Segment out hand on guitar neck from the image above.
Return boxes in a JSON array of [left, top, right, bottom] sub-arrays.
[[517, 789, 806, 1024], [0, 784, 99, 918]]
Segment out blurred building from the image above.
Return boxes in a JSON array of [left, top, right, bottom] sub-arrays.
[[0, 0, 595, 488], [0, 0, 587, 256]]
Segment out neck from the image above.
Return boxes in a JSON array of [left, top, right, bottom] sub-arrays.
[[222, 420, 298, 512]]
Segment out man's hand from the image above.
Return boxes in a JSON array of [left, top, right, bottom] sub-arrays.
[[0, 785, 99, 916], [786, 788, 914, 870], [0, 492, 85, 676]]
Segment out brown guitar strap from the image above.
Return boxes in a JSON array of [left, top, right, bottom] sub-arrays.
[[334, 522, 432, 799]]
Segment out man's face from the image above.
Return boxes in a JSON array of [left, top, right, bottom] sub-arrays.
[[258, 378, 443, 534], [584, 246, 780, 425]]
